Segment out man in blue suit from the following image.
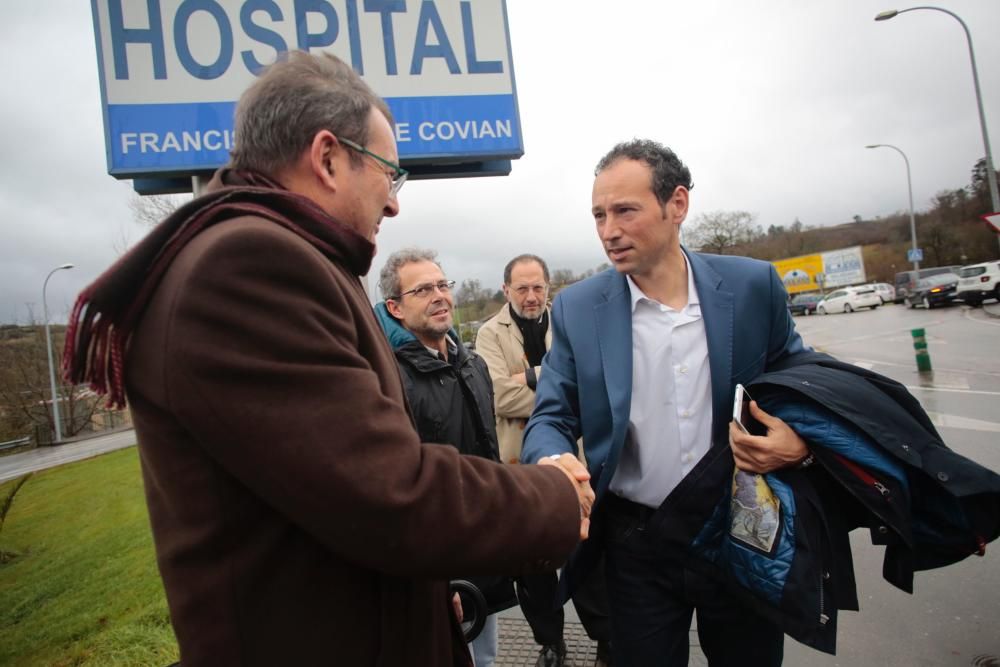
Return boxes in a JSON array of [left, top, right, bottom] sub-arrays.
[[521, 140, 812, 666]]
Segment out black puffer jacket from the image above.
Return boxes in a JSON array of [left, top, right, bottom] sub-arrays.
[[375, 303, 515, 614], [394, 338, 500, 462]]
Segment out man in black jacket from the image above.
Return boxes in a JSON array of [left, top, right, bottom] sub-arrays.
[[376, 247, 514, 666]]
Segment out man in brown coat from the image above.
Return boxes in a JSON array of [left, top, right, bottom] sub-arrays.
[[65, 52, 591, 666]]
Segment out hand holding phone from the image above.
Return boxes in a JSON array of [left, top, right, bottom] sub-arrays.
[[732, 384, 766, 436]]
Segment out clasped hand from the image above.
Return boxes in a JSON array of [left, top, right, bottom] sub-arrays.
[[538, 453, 595, 541], [729, 400, 809, 473]]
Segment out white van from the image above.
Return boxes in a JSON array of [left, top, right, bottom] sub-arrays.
[[956, 261, 1000, 306]]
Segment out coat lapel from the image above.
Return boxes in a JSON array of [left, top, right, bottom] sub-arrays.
[[595, 272, 633, 469], [686, 250, 734, 442]]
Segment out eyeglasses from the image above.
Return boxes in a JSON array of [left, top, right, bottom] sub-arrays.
[[391, 280, 456, 300], [336, 136, 409, 197]]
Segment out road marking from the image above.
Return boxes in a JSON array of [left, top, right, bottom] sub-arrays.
[[925, 411, 1000, 433], [962, 308, 1000, 327], [842, 357, 1000, 381], [804, 320, 949, 347], [905, 385, 1000, 397], [907, 374, 970, 390]]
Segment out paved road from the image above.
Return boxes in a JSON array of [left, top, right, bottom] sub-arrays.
[[0, 428, 136, 483], [781, 301, 1000, 666]]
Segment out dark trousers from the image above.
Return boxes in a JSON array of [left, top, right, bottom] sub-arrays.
[[602, 494, 784, 667], [516, 556, 610, 646]]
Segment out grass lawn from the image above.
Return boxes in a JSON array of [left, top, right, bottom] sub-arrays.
[[0, 447, 178, 666]]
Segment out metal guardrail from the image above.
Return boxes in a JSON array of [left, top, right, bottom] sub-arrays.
[[0, 437, 31, 451]]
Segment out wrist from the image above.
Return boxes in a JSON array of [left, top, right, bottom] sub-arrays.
[[796, 452, 816, 469]]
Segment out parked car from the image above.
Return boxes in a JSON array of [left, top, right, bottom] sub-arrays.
[[816, 286, 882, 314], [955, 261, 1000, 306], [894, 265, 961, 303], [788, 293, 823, 316], [905, 272, 960, 309], [870, 282, 896, 303]]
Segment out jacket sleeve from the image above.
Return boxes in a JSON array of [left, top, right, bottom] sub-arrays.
[[475, 316, 538, 419], [766, 264, 807, 367], [521, 295, 582, 464], [161, 223, 580, 578]]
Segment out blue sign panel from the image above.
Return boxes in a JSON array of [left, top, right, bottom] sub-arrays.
[[907, 248, 924, 263], [92, 1, 523, 179]]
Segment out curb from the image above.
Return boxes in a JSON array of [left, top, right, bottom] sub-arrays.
[[496, 618, 707, 666], [981, 302, 1000, 319]]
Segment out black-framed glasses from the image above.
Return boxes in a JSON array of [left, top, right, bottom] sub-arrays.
[[336, 136, 408, 196], [391, 280, 456, 300]]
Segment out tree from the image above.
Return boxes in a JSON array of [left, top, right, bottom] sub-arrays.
[[551, 269, 575, 287], [129, 193, 189, 228], [686, 210, 760, 255], [969, 157, 1000, 212], [454, 279, 489, 308], [0, 324, 102, 445]]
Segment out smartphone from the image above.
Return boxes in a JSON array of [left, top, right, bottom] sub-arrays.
[[733, 384, 765, 436]]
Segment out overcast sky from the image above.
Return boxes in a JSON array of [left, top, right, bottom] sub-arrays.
[[2, 1, 998, 323]]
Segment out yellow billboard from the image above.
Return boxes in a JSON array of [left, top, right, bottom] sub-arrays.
[[772, 253, 824, 294], [771, 246, 867, 294]]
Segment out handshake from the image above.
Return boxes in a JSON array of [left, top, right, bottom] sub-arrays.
[[538, 453, 596, 540]]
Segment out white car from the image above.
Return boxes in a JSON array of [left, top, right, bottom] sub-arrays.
[[955, 261, 1000, 306], [870, 282, 896, 303], [816, 286, 882, 314]]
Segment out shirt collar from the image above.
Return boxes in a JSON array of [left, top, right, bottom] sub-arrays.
[[424, 336, 458, 359], [626, 250, 700, 314]]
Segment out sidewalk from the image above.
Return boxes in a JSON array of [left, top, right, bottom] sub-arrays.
[[0, 428, 136, 483], [495, 611, 707, 666]]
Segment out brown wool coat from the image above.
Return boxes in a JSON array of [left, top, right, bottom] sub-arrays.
[[125, 217, 580, 666]]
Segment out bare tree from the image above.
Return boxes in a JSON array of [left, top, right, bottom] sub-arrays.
[[0, 324, 102, 444], [685, 210, 760, 255], [129, 193, 190, 228], [551, 269, 575, 287]]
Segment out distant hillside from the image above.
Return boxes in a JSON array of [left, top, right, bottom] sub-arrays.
[[718, 196, 997, 284]]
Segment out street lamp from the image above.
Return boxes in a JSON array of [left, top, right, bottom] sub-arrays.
[[876, 6, 1000, 254], [866, 144, 920, 270], [43, 263, 74, 443]]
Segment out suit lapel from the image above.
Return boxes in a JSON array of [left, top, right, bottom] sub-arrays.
[[595, 272, 633, 471], [687, 250, 734, 442]]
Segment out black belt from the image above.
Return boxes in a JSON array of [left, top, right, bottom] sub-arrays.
[[601, 492, 657, 523]]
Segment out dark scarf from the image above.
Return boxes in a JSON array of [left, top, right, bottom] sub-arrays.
[[63, 169, 375, 409], [510, 307, 549, 367]]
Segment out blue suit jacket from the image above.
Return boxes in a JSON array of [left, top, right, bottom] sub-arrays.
[[521, 250, 806, 593]]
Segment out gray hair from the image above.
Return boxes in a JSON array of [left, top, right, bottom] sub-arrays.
[[595, 139, 694, 205], [230, 51, 393, 175], [378, 248, 442, 299]]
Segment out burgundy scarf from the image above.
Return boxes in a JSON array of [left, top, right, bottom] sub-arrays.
[[63, 169, 375, 409]]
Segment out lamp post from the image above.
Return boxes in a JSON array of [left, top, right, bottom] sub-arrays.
[[866, 144, 920, 270], [43, 263, 74, 443], [876, 6, 1000, 254]]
